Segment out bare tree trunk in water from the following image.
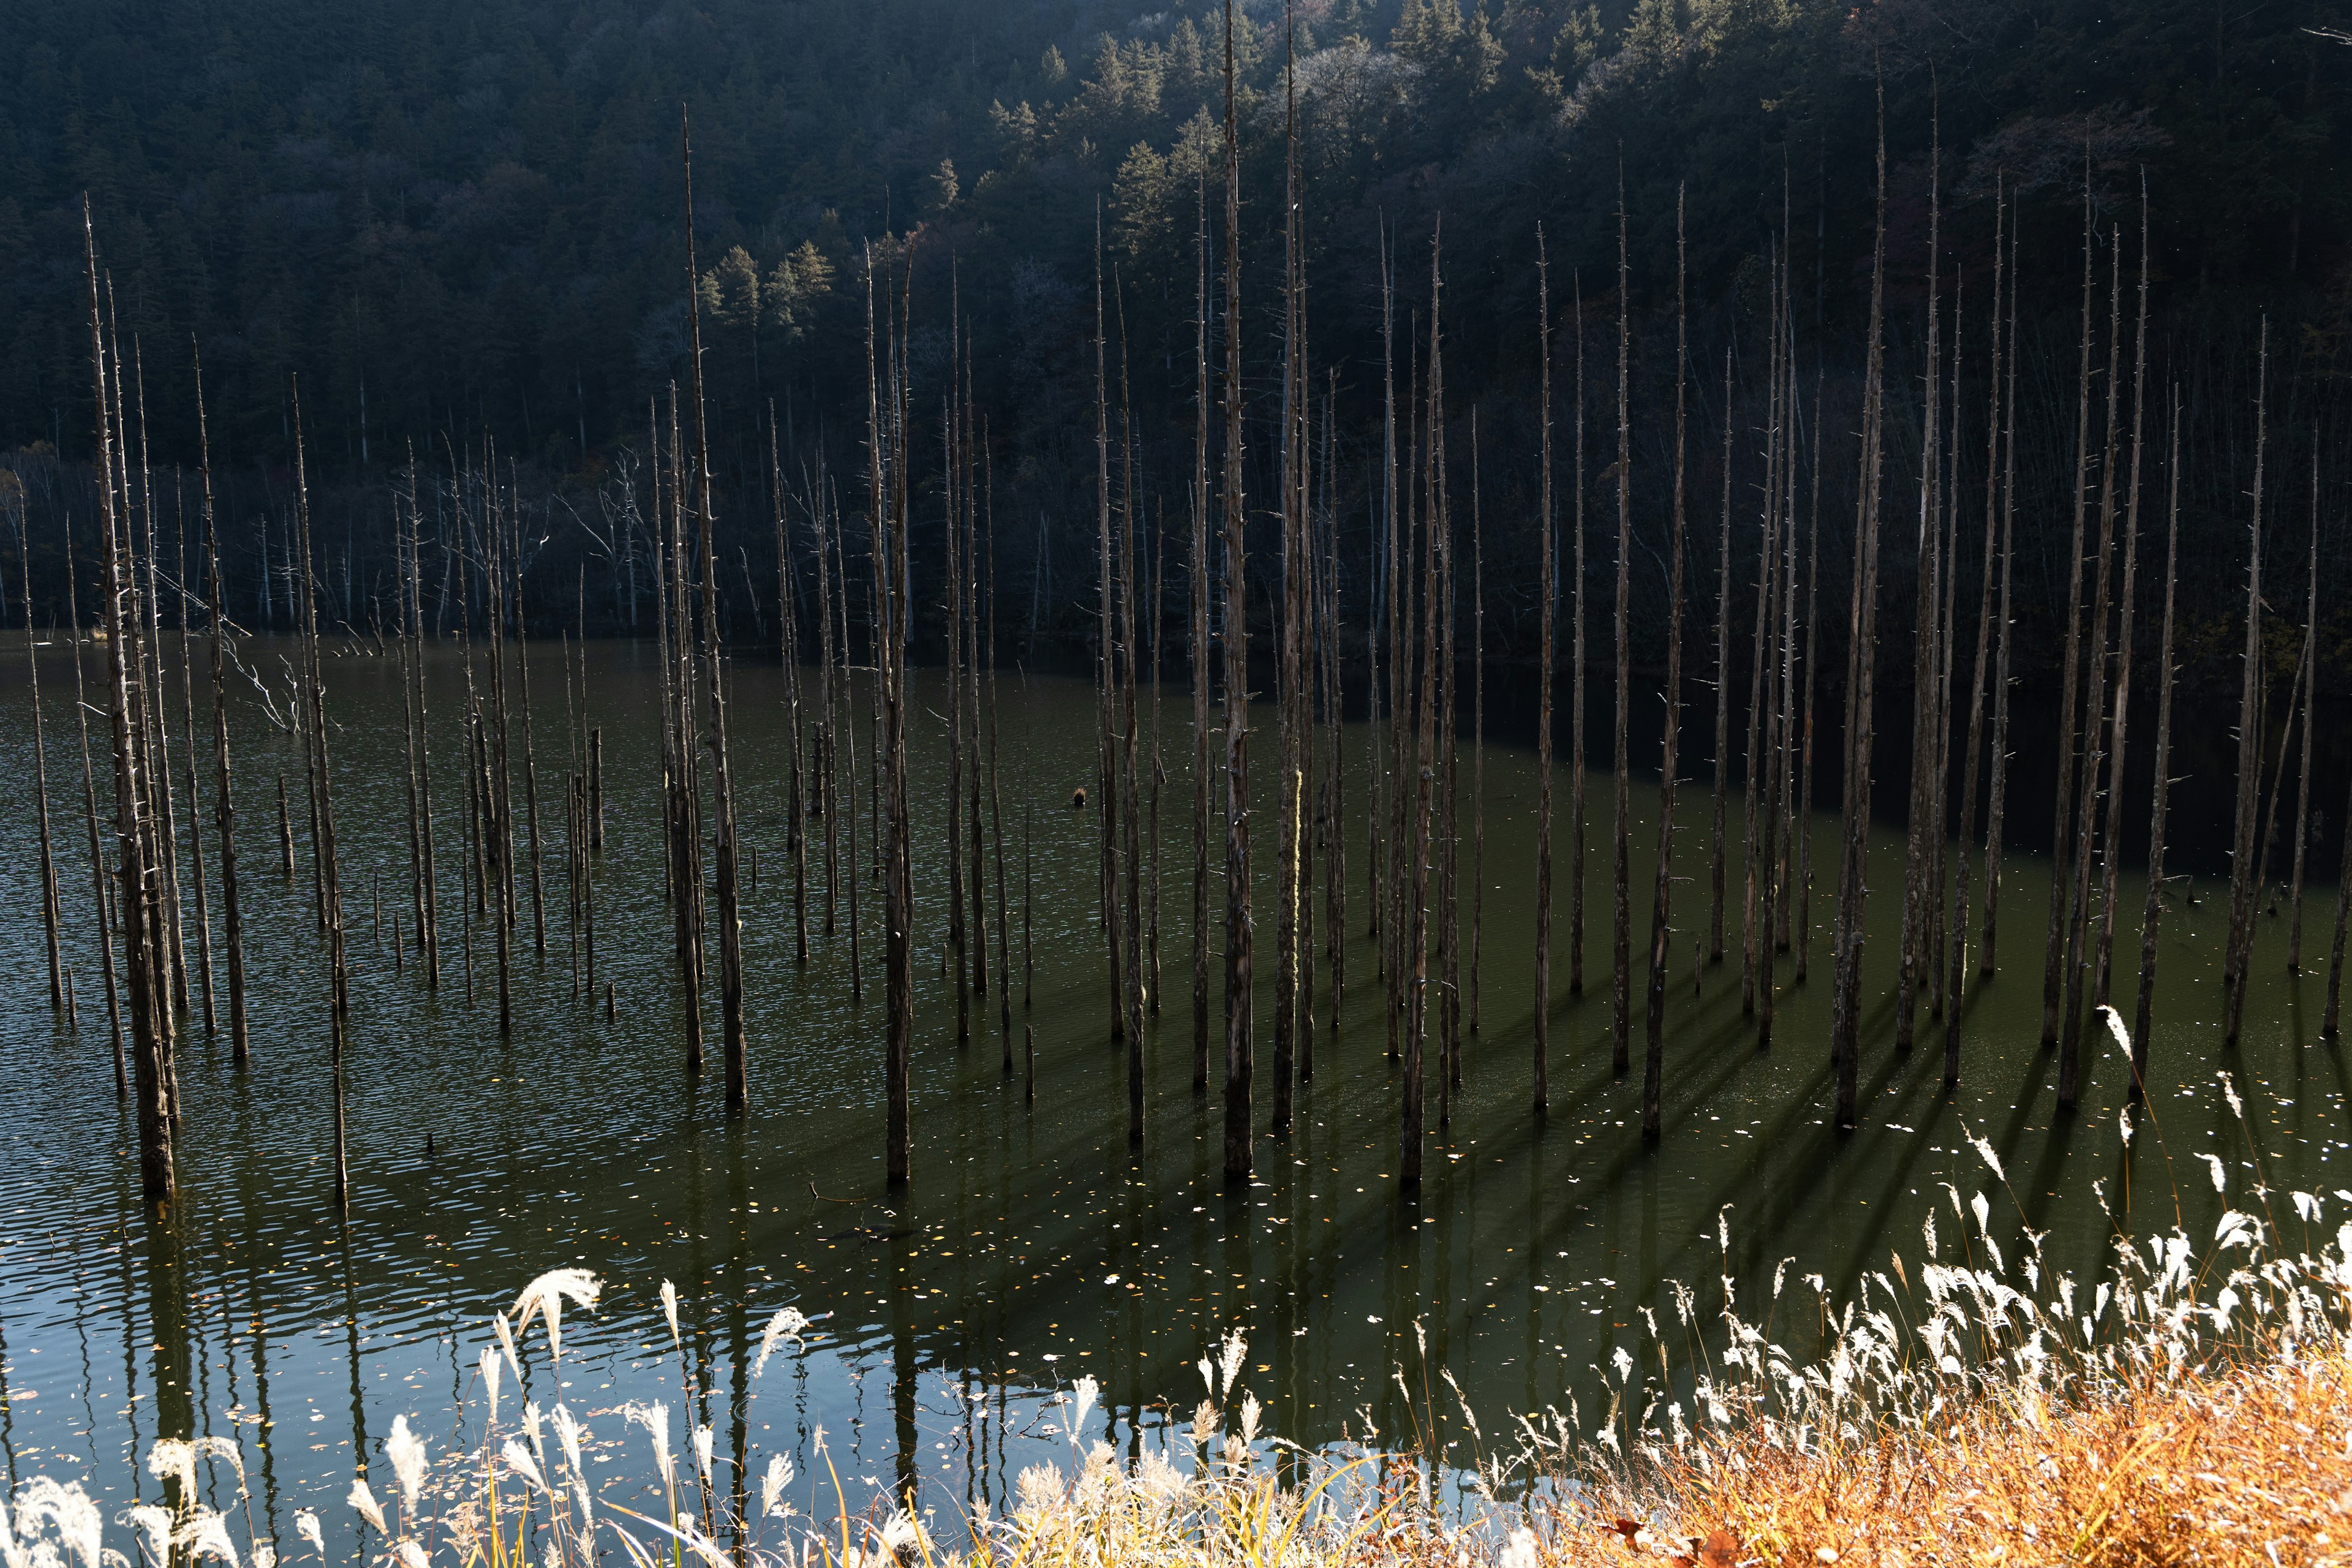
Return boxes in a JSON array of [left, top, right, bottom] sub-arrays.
[[2134, 394, 2182, 1084], [2222, 322, 2269, 1049], [2039, 165, 2100, 1047], [1641, 192, 1691, 1140], [1830, 83, 1890, 1131], [1611, 176, 1634, 1078], [1532, 233, 1555, 1115], [1219, 0, 1254, 1186]]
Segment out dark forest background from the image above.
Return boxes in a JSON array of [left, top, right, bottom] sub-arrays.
[[4, 0, 2351, 709]]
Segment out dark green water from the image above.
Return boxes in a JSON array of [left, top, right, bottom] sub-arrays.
[[0, 635, 2341, 1547]]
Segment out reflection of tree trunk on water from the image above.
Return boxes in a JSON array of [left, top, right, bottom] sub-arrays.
[[888, 1227, 919, 1503], [337, 1222, 371, 1532], [143, 1208, 195, 1519]]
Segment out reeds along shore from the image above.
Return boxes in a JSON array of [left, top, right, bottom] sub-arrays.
[[20, 0, 2352, 1210], [2, 1035, 2344, 1568]]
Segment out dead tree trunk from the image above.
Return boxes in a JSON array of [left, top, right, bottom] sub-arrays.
[[1532, 233, 1556, 1115], [2135, 393, 2182, 1082], [1220, 0, 1254, 1186], [1641, 194, 1691, 1140], [2222, 322, 2270, 1049]]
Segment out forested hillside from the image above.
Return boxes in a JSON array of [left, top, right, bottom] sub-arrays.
[[4, 0, 2348, 671]]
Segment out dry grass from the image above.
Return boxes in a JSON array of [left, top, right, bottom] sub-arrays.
[[1540, 1335, 2352, 1568]]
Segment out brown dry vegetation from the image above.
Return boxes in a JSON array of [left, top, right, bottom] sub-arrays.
[[1537, 1336, 2352, 1568]]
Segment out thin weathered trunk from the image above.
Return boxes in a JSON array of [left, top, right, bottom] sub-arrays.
[[1611, 178, 1634, 1077], [1945, 183, 2005, 1074], [1532, 234, 1556, 1115], [1190, 176, 1213, 1093], [2039, 167, 2100, 1046], [1641, 195, 1691, 1140], [1093, 236, 1125, 1051], [775, 434, 808, 966], [1571, 277, 1589, 1001], [948, 396, 972, 1043], [195, 350, 250, 1065], [1796, 368, 1821, 983], [2135, 394, 2183, 1081], [1830, 85, 1889, 1129], [2222, 323, 2270, 1048], [84, 208, 172, 1200], [2095, 211, 2152, 1007], [1220, 0, 1254, 1186], [2285, 459, 2320, 973], [682, 116, 748, 1107], [1895, 136, 1942, 1052], [19, 521, 65, 1012], [67, 552, 129, 1093], [1980, 219, 2019, 978]]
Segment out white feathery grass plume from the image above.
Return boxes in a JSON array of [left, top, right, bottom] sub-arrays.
[[520, 1403, 546, 1472], [660, 1281, 680, 1349], [1061, 1376, 1098, 1450], [547, 1403, 585, 1479], [1499, 1526, 1539, 1568], [392, 1544, 426, 1568], [2119, 1105, 2134, 1145], [751, 1308, 809, 1378], [384, 1417, 427, 1515], [619, 1403, 674, 1491], [145, 1441, 196, 1508], [478, 1345, 504, 1427], [0, 1494, 21, 1568], [127, 1508, 172, 1568], [1611, 1346, 1634, 1383], [1216, 1327, 1247, 1395], [15, 1477, 105, 1568], [345, 1480, 386, 1537], [1969, 1135, 2005, 1183], [502, 1440, 548, 1494], [2294, 1191, 2322, 1223], [193, 1439, 246, 1491], [1971, 1191, 1991, 1237], [1196, 1354, 1215, 1396], [2100, 1005, 2131, 1057], [1922, 1212, 1938, 1259], [180, 1510, 240, 1567], [758, 1453, 795, 1520], [511, 1270, 600, 1365], [2218, 1070, 2244, 1120], [692, 1426, 713, 1485], [494, 1314, 522, 1390], [1238, 1392, 1262, 1447], [293, 1512, 323, 1561], [253, 1547, 275, 1568], [2203, 1153, 2228, 1193]]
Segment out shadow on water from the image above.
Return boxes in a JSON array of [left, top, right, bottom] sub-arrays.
[[0, 635, 2345, 1544]]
